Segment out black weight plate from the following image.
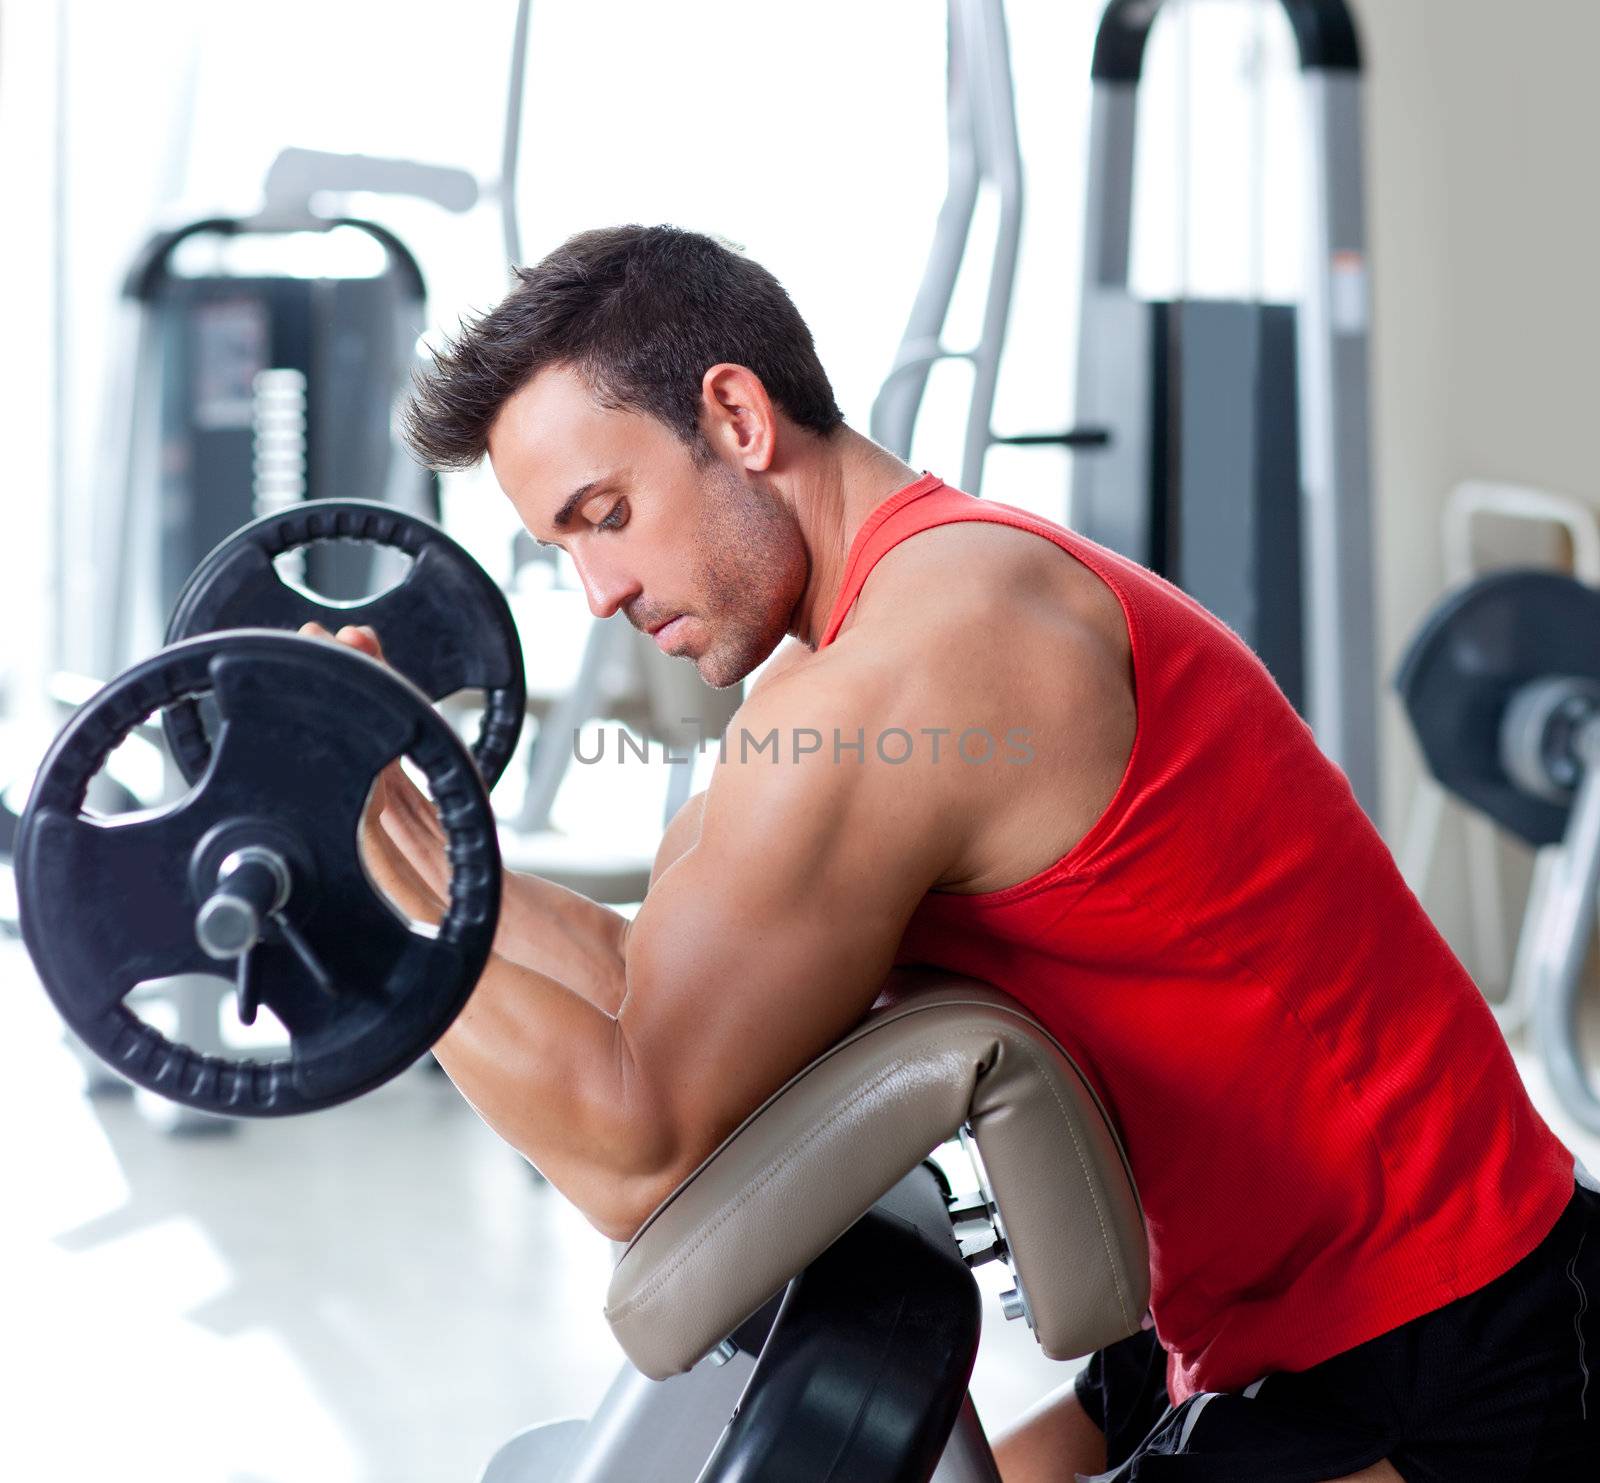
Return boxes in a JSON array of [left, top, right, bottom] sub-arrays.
[[164, 501, 525, 787], [16, 631, 501, 1115], [1395, 569, 1600, 847]]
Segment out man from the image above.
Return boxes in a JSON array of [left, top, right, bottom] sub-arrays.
[[327, 225, 1595, 1479]]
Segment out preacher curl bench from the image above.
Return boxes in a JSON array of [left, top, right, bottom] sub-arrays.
[[481, 974, 1148, 1483]]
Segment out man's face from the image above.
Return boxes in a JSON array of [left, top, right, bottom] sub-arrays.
[[488, 364, 807, 689]]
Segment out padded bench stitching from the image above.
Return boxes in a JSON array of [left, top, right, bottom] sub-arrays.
[[992, 1027, 1139, 1332]]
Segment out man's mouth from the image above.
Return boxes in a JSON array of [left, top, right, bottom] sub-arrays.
[[650, 615, 689, 651]]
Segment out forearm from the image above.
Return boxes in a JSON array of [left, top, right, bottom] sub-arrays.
[[495, 871, 629, 1013], [366, 784, 715, 1234], [362, 796, 667, 1230], [371, 779, 628, 1013], [457, 791, 707, 1008], [432, 955, 673, 1238], [361, 809, 446, 926]]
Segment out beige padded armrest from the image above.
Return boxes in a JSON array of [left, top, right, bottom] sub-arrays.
[[605, 971, 1149, 1380]]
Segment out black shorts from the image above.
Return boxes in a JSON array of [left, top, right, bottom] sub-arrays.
[[1073, 1177, 1600, 1481]]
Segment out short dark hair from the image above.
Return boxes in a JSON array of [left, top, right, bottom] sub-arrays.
[[403, 224, 845, 470]]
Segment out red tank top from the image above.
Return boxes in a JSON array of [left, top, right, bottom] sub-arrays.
[[821, 474, 1576, 1402]]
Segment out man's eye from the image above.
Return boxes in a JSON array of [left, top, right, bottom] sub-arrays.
[[597, 501, 628, 531]]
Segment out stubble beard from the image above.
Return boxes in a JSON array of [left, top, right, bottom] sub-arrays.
[[690, 465, 808, 689]]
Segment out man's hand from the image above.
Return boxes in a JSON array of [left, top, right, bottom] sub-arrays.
[[296, 621, 636, 1012], [297, 622, 447, 925]]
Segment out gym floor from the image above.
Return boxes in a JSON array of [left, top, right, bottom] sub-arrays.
[[5, 930, 1597, 1483], [0, 927, 1074, 1483]]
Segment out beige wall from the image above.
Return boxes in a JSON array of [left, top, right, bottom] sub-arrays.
[[1353, 0, 1600, 961]]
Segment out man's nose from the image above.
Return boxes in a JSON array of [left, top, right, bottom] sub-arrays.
[[570, 548, 642, 621]]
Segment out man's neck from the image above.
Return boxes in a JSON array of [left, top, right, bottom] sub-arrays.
[[781, 428, 920, 648]]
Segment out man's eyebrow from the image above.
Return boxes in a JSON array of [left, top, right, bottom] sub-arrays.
[[551, 480, 606, 531]]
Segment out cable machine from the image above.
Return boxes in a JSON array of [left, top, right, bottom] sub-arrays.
[[878, 0, 1380, 819]]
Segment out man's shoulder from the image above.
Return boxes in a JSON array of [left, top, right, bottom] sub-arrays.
[[708, 504, 1137, 895], [834, 512, 1129, 705], [848, 511, 1115, 641], [700, 632, 973, 888], [732, 636, 914, 743]]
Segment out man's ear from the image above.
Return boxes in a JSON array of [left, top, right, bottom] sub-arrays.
[[700, 363, 777, 472]]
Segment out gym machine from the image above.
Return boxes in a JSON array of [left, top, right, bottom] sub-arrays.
[[870, 0, 1023, 499], [1399, 570, 1600, 1136], [108, 147, 479, 679], [0, 147, 480, 937], [1073, 0, 1376, 820], [13, 505, 1149, 1483], [878, 0, 1380, 819], [1396, 481, 1600, 1030]]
